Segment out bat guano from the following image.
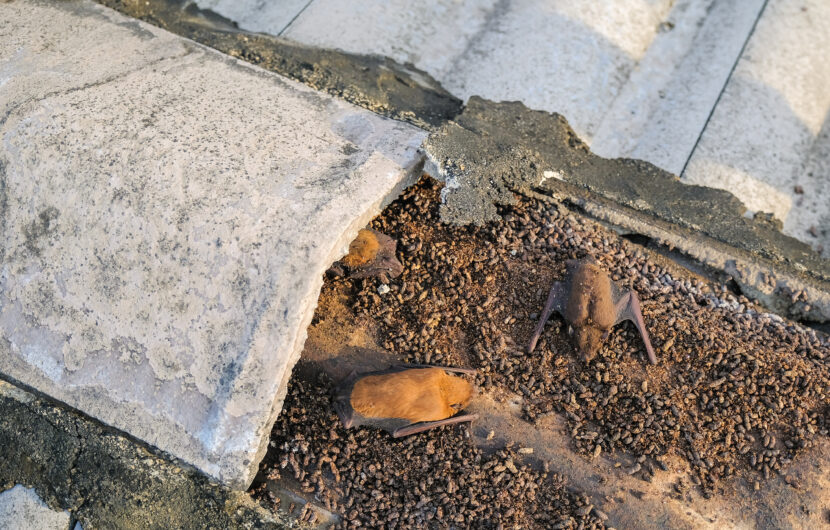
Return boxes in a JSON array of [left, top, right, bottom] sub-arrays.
[[333, 366, 478, 437], [528, 258, 658, 365]]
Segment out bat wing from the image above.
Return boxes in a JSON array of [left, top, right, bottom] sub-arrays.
[[400, 363, 476, 375], [332, 369, 361, 428], [612, 287, 657, 365], [392, 413, 479, 438], [528, 281, 568, 353]]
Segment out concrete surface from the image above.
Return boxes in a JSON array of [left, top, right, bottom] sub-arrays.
[[110, 0, 830, 262], [196, 0, 310, 35], [242, 0, 759, 168], [0, 0, 425, 488], [98, 0, 463, 130], [282, 0, 676, 142], [0, 380, 287, 528], [683, 0, 830, 257], [590, 0, 765, 174], [0, 485, 71, 530]]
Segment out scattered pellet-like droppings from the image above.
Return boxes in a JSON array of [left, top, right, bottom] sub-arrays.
[[253, 177, 829, 527]]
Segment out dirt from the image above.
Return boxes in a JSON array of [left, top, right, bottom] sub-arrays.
[[0, 381, 287, 530], [252, 177, 829, 529]]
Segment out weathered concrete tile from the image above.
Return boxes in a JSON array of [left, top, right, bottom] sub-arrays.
[[437, 0, 674, 141], [283, 0, 674, 141], [0, 485, 71, 530], [283, 0, 500, 80], [0, 0, 426, 488], [195, 0, 310, 35], [591, 0, 765, 174], [683, 0, 830, 256]]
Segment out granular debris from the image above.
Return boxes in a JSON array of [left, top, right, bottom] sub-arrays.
[[254, 177, 829, 527], [254, 374, 606, 529]]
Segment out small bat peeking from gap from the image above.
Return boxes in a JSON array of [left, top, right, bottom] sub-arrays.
[[528, 258, 658, 365], [333, 365, 478, 437], [327, 228, 403, 283]]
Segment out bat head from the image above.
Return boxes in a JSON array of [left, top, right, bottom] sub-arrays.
[[443, 374, 474, 414], [343, 229, 381, 267], [572, 325, 603, 362], [343, 229, 403, 282]]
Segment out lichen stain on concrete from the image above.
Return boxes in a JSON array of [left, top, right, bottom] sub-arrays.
[[22, 207, 60, 257]]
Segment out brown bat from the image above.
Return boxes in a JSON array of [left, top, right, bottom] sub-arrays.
[[528, 258, 658, 365], [328, 228, 403, 283], [333, 365, 478, 437]]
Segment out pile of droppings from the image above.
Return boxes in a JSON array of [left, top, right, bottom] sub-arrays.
[[255, 177, 829, 525], [362, 179, 829, 493], [253, 374, 607, 529]]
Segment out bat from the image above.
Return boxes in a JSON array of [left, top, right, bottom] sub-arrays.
[[333, 365, 478, 437], [328, 228, 403, 283], [527, 258, 658, 365]]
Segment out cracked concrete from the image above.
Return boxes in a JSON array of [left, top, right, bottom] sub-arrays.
[[95, 0, 462, 130], [1, 0, 426, 488]]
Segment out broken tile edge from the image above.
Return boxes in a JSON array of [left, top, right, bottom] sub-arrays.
[[239, 153, 425, 489]]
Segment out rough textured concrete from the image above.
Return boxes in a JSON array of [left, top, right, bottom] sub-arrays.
[[423, 98, 830, 323], [100, 0, 830, 260], [0, 380, 288, 529], [283, 0, 500, 86], [591, 0, 765, 174], [1, 0, 426, 488], [0, 485, 71, 530], [683, 0, 830, 257], [195, 0, 309, 36], [96, 0, 462, 129], [283, 0, 675, 142]]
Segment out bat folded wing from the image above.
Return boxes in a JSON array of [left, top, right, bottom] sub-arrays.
[[612, 288, 658, 365], [392, 413, 479, 437], [528, 281, 568, 353]]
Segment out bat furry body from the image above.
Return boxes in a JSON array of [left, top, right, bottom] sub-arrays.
[[528, 258, 658, 364], [333, 366, 477, 437]]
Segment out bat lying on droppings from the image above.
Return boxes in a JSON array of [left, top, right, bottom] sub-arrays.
[[333, 365, 478, 437], [528, 258, 658, 365], [328, 228, 403, 283]]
